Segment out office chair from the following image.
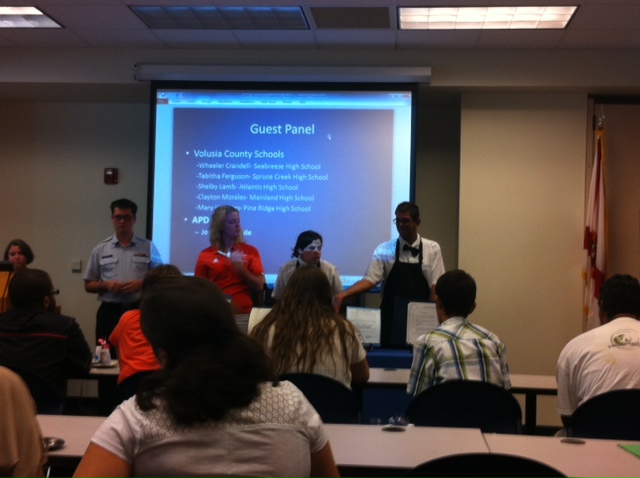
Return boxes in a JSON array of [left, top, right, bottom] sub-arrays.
[[111, 371, 154, 410], [280, 373, 361, 424], [403, 453, 566, 477], [567, 388, 640, 440], [405, 380, 522, 434], [0, 363, 65, 414]]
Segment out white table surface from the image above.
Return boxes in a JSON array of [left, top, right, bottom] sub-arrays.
[[484, 433, 640, 477], [38, 414, 105, 459], [89, 360, 120, 376], [325, 424, 488, 469], [367, 368, 557, 391]]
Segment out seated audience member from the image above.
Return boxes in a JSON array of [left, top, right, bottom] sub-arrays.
[[271, 230, 343, 301], [74, 276, 339, 477], [0, 366, 46, 477], [109, 264, 182, 384], [3, 239, 35, 274], [407, 269, 511, 396], [556, 274, 640, 426], [251, 266, 369, 389], [0, 269, 92, 397]]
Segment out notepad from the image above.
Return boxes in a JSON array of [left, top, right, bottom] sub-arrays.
[[346, 306, 381, 345], [619, 444, 640, 458], [247, 307, 271, 334], [406, 302, 438, 344]]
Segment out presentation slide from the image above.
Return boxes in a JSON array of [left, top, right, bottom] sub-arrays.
[[149, 84, 417, 286]]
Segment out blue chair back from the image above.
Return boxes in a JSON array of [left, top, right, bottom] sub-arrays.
[[280, 373, 361, 424], [567, 388, 640, 440], [406, 380, 522, 434]]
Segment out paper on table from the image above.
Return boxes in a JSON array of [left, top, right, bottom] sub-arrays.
[[346, 306, 381, 345], [619, 444, 640, 458], [247, 307, 271, 334], [406, 302, 438, 344]]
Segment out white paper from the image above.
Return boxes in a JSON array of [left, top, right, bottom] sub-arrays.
[[247, 307, 271, 334], [346, 306, 381, 344], [406, 302, 438, 344]]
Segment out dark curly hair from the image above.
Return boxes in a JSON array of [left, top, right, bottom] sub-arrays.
[[136, 276, 276, 425]]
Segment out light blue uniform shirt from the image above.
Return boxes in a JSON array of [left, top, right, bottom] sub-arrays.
[[83, 234, 163, 304]]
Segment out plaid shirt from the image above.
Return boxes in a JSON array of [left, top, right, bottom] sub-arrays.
[[407, 316, 511, 396]]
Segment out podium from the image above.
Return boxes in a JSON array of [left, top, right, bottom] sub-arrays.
[[0, 262, 13, 313]]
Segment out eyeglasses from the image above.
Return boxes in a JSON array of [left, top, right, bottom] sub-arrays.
[[49, 289, 60, 296], [393, 218, 414, 226], [112, 215, 134, 222], [302, 244, 322, 252]]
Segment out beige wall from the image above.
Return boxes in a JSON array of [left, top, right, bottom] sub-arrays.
[[601, 104, 640, 278], [0, 102, 150, 341], [459, 93, 588, 425]]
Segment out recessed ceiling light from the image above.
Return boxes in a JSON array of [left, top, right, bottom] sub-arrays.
[[0, 6, 61, 28], [398, 6, 578, 30]]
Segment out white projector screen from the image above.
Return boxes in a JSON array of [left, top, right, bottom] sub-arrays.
[[148, 82, 418, 287]]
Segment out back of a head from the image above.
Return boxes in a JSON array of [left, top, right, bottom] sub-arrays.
[[141, 264, 182, 292], [599, 274, 640, 319], [276, 265, 334, 311], [8, 269, 51, 308], [435, 269, 477, 318], [140, 276, 239, 363], [138, 276, 274, 424]]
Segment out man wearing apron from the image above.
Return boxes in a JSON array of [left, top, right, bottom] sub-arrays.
[[334, 202, 445, 348]]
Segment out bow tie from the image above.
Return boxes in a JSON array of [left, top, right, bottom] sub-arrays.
[[403, 243, 420, 257]]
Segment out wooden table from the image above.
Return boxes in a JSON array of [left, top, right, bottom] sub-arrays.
[[484, 433, 640, 477]]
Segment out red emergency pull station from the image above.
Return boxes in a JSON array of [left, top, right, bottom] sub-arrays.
[[104, 168, 118, 184]]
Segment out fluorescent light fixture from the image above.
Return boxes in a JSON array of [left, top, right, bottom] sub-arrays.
[[0, 6, 61, 28], [399, 6, 577, 30]]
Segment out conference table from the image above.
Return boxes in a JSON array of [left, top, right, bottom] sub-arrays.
[[367, 368, 557, 434], [38, 415, 640, 477]]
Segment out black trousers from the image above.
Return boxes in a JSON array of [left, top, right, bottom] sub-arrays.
[[95, 301, 138, 358]]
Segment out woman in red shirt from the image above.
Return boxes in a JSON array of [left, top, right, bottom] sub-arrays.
[[194, 205, 265, 313]]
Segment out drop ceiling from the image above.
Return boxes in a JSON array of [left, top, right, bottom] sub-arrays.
[[0, 0, 638, 51]]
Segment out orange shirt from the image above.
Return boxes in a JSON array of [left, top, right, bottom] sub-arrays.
[[194, 243, 264, 314], [109, 309, 160, 384]]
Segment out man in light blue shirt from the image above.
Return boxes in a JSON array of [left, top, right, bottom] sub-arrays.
[[407, 269, 511, 396], [84, 198, 162, 348]]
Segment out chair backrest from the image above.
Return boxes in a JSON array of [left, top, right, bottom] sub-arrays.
[[567, 388, 640, 440], [0, 363, 64, 414], [280, 373, 361, 424], [405, 380, 522, 434], [112, 371, 154, 410], [403, 453, 566, 477]]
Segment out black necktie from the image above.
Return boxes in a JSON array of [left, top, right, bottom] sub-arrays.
[[403, 243, 420, 257]]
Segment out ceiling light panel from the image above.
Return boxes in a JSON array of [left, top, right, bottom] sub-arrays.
[[0, 6, 61, 28], [131, 6, 309, 30], [399, 6, 577, 30]]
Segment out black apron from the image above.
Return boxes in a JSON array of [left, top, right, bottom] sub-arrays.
[[379, 240, 431, 348]]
